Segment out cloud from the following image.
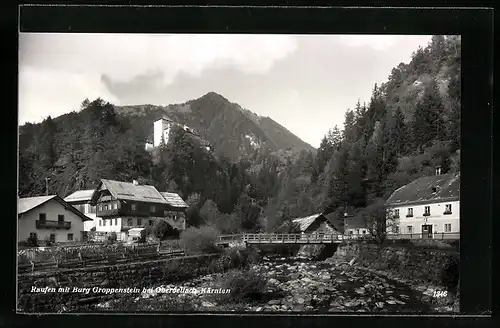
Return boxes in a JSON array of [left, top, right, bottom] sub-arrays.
[[18, 66, 120, 124], [20, 33, 298, 85], [337, 35, 399, 50], [19, 33, 298, 124]]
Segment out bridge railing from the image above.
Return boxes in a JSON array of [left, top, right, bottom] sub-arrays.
[[217, 234, 244, 242], [242, 233, 343, 243]]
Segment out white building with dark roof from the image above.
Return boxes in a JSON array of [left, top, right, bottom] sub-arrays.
[[386, 169, 460, 238], [18, 195, 92, 244], [64, 189, 99, 231], [88, 179, 187, 238]]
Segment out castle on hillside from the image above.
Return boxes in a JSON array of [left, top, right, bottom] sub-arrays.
[[145, 116, 212, 152]]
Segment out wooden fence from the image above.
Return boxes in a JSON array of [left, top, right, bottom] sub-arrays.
[[18, 248, 185, 274], [18, 241, 182, 265]]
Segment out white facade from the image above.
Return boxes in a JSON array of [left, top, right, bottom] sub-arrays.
[[154, 119, 171, 147], [388, 200, 460, 236], [65, 203, 100, 232], [18, 199, 87, 243], [95, 215, 186, 233]]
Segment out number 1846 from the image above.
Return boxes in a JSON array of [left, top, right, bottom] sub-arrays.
[[433, 290, 448, 298]]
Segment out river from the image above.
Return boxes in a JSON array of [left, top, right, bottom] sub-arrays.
[[94, 254, 448, 313]]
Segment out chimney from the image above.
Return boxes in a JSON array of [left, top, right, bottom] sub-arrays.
[[132, 180, 139, 186], [435, 166, 442, 176]]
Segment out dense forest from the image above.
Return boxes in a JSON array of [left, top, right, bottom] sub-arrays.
[[18, 35, 460, 235]]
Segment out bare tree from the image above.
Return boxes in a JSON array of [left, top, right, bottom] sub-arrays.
[[358, 198, 399, 243]]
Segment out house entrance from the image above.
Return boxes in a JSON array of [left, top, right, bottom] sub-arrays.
[[421, 224, 433, 239]]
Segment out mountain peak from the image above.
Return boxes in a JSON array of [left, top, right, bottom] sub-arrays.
[[199, 91, 228, 102]]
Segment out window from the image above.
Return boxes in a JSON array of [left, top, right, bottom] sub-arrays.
[[103, 220, 107, 226], [99, 220, 102, 226], [127, 218, 133, 226], [98, 205, 102, 211], [150, 205, 156, 213], [29, 232, 37, 239], [110, 219, 113, 226], [394, 209, 400, 218], [58, 215, 64, 222], [424, 206, 431, 216], [406, 208, 413, 217], [113, 202, 118, 210], [172, 215, 177, 221], [137, 219, 142, 226], [131, 204, 137, 211], [39, 213, 46, 222], [104, 204, 108, 211], [149, 220, 153, 226], [49, 234, 56, 243], [362, 230, 366, 234], [115, 218, 118, 225], [445, 223, 452, 232], [90, 205, 96, 214], [444, 204, 452, 214], [67, 233, 73, 241], [407, 226, 413, 234]]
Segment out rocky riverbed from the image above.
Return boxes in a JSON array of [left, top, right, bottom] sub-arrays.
[[94, 254, 456, 313]]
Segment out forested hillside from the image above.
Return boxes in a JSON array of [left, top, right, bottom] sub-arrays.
[[18, 35, 460, 235]]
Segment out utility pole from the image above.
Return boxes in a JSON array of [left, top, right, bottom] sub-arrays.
[[45, 177, 50, 196]]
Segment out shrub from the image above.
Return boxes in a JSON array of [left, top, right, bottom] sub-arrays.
[[223, 248, 260, 269], [108, 232, 118, 242], [153, 220, 180, 240], [26, 235, 38, 247], [218, 270, 267, 302], [179, 225, 222, 255]]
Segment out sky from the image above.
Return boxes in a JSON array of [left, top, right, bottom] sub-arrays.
[[19, 33, 432, 148]]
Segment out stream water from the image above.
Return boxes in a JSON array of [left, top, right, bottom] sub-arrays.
[[95, 254, 445, 313]]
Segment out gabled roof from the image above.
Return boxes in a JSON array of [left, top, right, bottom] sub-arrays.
[[386, 173, 460, 206], [18, 195, 57, 214], [292, 213, 322, 232], [160, 192, 187, 208], [91, 179, 168, 205], [64, 189, 95, 202], [18, 195, 92, 221], [321, 212, 344, 233]]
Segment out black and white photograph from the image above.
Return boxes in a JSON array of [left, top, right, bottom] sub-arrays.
[[17, 33, 461, 314]]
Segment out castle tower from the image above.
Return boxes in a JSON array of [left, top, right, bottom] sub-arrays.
[[154, 117, 172, 147]]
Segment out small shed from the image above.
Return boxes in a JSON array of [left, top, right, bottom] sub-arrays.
[[292, 213, 340, 235], [127, 227, 146, 243]]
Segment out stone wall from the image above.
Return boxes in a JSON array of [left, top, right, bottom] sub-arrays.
[[330, 242, 459, 290], [18, 253, 231, 313]]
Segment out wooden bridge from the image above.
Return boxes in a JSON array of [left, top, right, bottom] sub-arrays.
[[216, 232, 460, 246], [217, 233, 370, 245]]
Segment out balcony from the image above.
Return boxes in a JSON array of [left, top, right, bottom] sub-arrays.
[[97, 208, 120, 217], [36, 220, 71, 230]]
